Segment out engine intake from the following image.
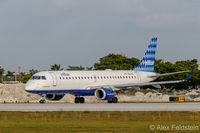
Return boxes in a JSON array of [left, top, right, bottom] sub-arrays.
[[95, 88, 114, 100], [45, 94, 65, 101]]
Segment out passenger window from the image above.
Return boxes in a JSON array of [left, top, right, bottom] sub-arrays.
[[66, 77, 68, 79]]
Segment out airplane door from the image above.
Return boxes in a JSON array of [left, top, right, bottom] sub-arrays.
[[135, 72, 141, 83], [50, 72, 57, 87], [93, 75, 97, 82]]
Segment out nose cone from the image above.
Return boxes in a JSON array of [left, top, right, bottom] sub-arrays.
[[25, 83, 31, 92], [25, 81, 36, 93]]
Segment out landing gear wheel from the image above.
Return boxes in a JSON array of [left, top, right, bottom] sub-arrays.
[[39, 99, 46, 104], [107, 98, 113, 103], [74, 97, 85, 103], [107, 97, 118, 103], [79, 97, 85, 103], [112, 97, 118, 103], [75, 97, 80, 103]]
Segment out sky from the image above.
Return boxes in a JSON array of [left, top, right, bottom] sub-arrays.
[[0, 0, 199, 72]]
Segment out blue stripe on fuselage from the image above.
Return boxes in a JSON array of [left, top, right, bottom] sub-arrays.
[[26, 89, 95, 96]]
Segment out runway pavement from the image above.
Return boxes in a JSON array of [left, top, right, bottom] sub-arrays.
[[0, 103, 200, 111]]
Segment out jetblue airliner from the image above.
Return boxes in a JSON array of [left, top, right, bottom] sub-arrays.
[[25, 38, 193, 103]]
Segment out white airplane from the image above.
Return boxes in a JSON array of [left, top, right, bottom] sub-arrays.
[[25, 37, 193, 103]]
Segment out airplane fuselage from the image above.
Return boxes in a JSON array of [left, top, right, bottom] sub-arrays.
[[25, 70, 157, 95]]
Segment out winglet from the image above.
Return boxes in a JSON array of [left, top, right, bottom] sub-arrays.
[[184, 69, 194, 82]]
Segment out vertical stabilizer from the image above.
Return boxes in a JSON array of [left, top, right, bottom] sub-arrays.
[[134, 37, 158, 72]]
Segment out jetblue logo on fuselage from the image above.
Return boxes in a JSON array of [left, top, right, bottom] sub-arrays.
[[61, 72, 70, 76], [145, 60, 154, 66]]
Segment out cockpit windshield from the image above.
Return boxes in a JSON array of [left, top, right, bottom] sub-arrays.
[[31, 76, 46, 80]]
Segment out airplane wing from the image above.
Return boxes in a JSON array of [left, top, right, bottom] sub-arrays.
[[114, 69, 193, 88], [88, 69, 193, 90], [114, 79, 185, 88], [149, 70, 190, 78]]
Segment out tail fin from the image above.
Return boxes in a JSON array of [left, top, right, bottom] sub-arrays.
[[134, 37, 158, 72]]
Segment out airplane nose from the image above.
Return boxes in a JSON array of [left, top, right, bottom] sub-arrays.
[[25, 82, 35, 92], [24, 84, 31, 92], [25, 81, 39, 93]]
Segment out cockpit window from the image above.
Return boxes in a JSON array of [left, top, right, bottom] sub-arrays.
[[31, 76, 46, 80], [41, 76, 46, 80]]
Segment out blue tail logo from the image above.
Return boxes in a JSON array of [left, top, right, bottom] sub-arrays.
[[134, 37, 158, 72]]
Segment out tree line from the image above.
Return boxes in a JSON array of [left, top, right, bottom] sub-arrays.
[[0, 53, 199, 89]]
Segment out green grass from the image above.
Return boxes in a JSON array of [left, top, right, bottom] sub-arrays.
[[0, 111, 200, 133]]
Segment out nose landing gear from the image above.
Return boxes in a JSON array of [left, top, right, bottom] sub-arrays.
[[74, 96, 85, 103], [39, 99, 46, 104], [39, 94, 46, 104]]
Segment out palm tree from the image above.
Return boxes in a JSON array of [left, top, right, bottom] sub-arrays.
[[0, 67, 4, 76], [0, 67, 4, 83], [29, 69, 39, 75], [51, 64, 63, 71]]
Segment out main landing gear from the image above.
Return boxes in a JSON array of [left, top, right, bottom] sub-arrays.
[[107, 97, 118, 103], [74, 96, 85, 103]]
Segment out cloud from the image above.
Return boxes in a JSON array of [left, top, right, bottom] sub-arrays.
[[0, 0, 199, 71]]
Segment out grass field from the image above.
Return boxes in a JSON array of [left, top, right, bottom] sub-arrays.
[[0, 111, 200, 133]]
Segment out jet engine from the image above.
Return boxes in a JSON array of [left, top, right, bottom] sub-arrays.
[[94, 88, 114, 100], [45, 94, 65, 101]]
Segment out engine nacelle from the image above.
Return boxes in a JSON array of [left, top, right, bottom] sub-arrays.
[[94, 88, 114, 100], [45, 94, 65, 101]]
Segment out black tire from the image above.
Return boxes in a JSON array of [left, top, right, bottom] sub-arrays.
[[112, 97, 118, 103], [39, 99, 46, 104], [75, 97, 80, 103], [79, 97, 85, 103], [107, 98, 113, 103]]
